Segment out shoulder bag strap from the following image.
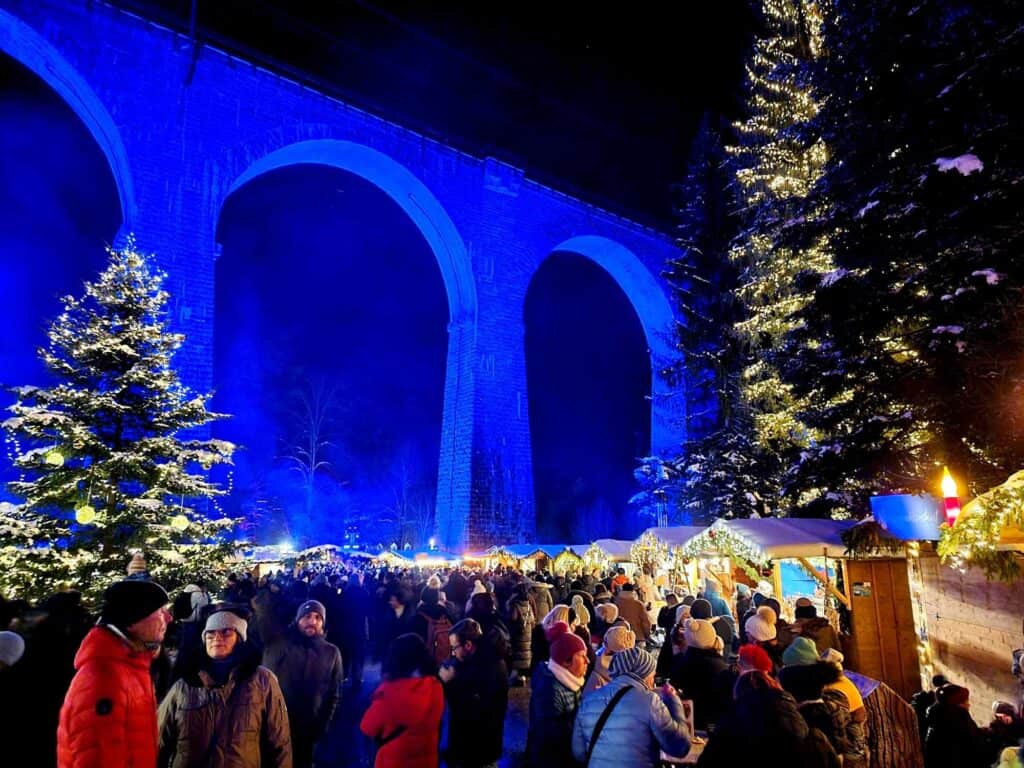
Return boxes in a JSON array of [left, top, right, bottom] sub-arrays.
[[585, 685, 633, 766]]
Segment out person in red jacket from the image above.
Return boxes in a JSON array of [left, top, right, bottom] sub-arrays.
[[57, 578, 170, 768], [360, 632, 444, 768]]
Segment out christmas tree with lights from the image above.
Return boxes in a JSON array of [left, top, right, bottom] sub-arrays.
[[662, 115, 765, 521], [1, 241, 238, 602], [724, 0, 832, 515], [778, 0, 1024, 520]]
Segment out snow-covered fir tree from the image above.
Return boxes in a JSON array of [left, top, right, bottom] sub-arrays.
[[660, 115, 765, 521], [779, 0, 1024, 516], [1, 241, 238, 603], [724, 0, 832, 515]]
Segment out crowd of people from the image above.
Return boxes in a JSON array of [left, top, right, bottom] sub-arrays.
[[0, 554, 1022, 767]]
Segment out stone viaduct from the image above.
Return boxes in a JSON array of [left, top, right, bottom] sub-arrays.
[[0, 0, 684, 548]]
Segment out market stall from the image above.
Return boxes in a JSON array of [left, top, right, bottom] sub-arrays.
[[634, 525, 708, 593], [378, 548, 463, 569]]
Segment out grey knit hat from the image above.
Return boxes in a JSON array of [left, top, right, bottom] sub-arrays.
[[609, 646, 656, 680], [296, 599, 327, 625], [204, 610, 248, 642]]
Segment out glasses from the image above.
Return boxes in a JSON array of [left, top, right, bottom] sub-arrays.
[[204, 629, 235, 640]]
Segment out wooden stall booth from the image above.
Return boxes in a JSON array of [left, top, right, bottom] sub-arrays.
[[673, 518, 923, 702], [634, 526, 708, 594]]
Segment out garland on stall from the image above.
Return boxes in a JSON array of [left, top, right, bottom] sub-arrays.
[[552, 549, 583, 575], [582, 543, 609, 573], [676, 524, 768, 581], [840, 520, 904, 558], [630, 531, 668, 574], [938, 470, 1024, 581]]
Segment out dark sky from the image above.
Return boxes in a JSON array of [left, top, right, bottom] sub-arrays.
[[113, 0, 755, 227]]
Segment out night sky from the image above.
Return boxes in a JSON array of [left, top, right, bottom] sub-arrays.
[[1, 4, 753, 543]]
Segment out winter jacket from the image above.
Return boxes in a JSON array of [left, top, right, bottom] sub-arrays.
[[572, 675, 690, 768], [924, 700, 989, 768], [505, 593, 535, 673], [57, 626, 159, 768], [779, 662, 863, 765], [794, 617, 842, 656], [697, 684, 838, 768], [531, 585, 554, 622], [360, 676, 444, 768], [613, 592, 652, 642], [527, 663, 582, 768], [443, 648, 509, 767], [262, 629, 343, 749], [668, 646, 734, 730], [157, 645, 292, 768]]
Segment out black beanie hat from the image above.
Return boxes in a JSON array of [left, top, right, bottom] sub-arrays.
[[100, 579, 168, 630]]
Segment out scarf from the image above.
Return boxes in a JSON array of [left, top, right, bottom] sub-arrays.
[[547, 659, 585, 692]]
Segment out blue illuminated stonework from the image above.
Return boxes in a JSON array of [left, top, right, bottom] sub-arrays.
[[0, 0, 685, 549]]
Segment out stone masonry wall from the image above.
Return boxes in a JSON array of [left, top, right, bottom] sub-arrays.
[[919, 552, 1024, 725]]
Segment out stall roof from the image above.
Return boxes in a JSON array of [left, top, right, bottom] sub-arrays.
[[497, 543, 572, 559], [958, 470, 1024, 550], [714, 518, 856, 560], [642, 525, 708, 549], [591, 538, 635, 560]]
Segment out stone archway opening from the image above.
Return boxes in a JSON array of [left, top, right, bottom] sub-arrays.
[[525, 251, 653, 542], [0, 51, 121, 487], [214, 164, 449, 549]]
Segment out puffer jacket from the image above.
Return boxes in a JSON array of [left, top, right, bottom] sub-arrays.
[[505, 593, 535, 672], [572, 675, 690, 768], [527, 663, 582, 768], [360, 676, 444, 768], [157, 645, 292, 768], [57, 625, 159, 768], [262, 628, 343, 742]]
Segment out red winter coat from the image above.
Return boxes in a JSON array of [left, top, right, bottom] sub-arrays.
[[359, 676, 444, 768], [57, 626, 158, 768]]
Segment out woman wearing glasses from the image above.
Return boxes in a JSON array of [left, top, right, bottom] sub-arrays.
[[157, 608, 293, 767]]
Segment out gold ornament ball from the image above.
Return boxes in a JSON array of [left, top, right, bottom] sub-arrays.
[[75, 504, 96, 525], [44, 449, 65, 467], [171, 514, 190, 531]]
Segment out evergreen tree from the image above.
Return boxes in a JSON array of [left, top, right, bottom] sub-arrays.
[[780, 1, 1024, 515], [723, 0, 832, 515], [662, 115, 762, 521], [1, 241, 238, 602]]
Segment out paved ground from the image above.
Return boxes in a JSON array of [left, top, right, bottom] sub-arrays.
[[319, 662, 530, 768]]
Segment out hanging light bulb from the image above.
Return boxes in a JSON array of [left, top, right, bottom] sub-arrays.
[[44, 448, 64, 467], [171, 514, 189, 531]]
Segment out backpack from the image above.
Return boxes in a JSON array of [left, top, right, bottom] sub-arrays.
[[420, 610, 453, 665]]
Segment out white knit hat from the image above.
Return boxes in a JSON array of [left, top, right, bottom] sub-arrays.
[[745, 605, 777, 642], [0, 631, 25, 666], [471, 579, 486, 596], [684, 618, 718, 650]]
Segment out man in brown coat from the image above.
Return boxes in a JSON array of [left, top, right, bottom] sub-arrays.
[[613, 584, 652, 644]]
